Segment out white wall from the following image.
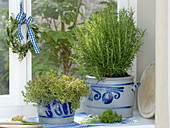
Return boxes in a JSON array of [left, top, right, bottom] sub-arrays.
[[137, 0, 155, 80], [156, 0, 169, 127]]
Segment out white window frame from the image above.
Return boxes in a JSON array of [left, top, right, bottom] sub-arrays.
[[0, 0, 32, 106]]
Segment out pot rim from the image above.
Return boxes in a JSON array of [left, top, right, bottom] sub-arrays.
[[86, 75, 134, 81]]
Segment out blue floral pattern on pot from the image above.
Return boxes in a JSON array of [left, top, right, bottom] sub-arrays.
[[86, 76, 140, 118], [37, 100, 75, 124], [88, 87, 124, 104]]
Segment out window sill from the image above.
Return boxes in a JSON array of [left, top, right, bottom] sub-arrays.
[[0, 108, 155, 128], [88, 110, 155, 128]]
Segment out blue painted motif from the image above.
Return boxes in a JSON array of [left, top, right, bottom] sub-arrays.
[[87, 105, 132, 109], [62, 103, 69, 115], [113, 91, 121, 99], [89, 87, 124, 104], [52, 100, 62, 116], [131, 82, 140, 92], [92, 88, 101, 100], [39, 114, 74, 119], [40, 100, 75, 119], [68, 102, 74, 114], [44, 104, 53, 118], [102, 92, 113, 104]]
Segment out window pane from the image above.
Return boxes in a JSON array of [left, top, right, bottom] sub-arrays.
[[81, 0, 109, 18], [32, 0, 109, 76], [0, 0, 9, 95]]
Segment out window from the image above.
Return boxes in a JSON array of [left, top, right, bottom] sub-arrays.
[[0, 0, 32, 107], [0, 0, 9, 95]]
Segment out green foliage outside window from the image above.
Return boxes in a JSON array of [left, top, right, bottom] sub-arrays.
[[0, 6, 9, 94], [32, 0, 83, 75]]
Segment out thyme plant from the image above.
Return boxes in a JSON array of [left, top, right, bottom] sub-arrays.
[[22, 71, 90, 110], [73, 3, 146, 80]]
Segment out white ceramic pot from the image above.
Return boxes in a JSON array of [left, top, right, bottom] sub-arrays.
[[37, 100, 75, 124], [86, 75, 139, 117]]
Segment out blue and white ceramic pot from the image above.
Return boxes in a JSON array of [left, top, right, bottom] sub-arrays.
[[86, 76, 140, 117], [37, 100, 75, 124]]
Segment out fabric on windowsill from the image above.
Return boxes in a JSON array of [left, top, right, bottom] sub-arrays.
[[28, 113, 138, 128]]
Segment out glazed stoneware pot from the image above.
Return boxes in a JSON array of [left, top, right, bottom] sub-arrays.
[[86, 76, 140, 117], [37, 100, 75, 124]]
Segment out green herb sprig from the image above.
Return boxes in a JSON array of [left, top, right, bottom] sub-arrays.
[[81, 109, 122, 124], [21, 121, 43, 125]]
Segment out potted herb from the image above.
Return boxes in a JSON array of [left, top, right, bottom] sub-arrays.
[[22, 71, 90, 124], [73, 2, 145, 117]]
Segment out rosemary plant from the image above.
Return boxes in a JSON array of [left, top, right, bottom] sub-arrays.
[[73, 3, 146, 80]]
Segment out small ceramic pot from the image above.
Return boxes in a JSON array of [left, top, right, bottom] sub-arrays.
[[37, 100, 75, 124], [86, 76, 140, 117]]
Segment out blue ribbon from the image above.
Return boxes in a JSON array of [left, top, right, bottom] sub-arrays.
[[16, 2, 41, 54]]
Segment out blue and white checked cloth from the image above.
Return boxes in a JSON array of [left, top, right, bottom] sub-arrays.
[[16, 2, 41, 54], [29, 113, 138, 128]]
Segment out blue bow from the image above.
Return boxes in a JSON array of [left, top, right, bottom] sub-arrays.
[[16, 2, 41, 54]]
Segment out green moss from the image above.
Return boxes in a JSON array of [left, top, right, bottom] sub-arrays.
[[22, 71, 90, 110]]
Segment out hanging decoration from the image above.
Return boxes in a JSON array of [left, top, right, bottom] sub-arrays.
[[4, 2, 42, 61]]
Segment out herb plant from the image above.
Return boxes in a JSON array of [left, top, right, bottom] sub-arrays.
[[99, 109, 122, 123], [73, 2, 146, 80], [81, 109, 122, 124], [22, 71, 90, 110]]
